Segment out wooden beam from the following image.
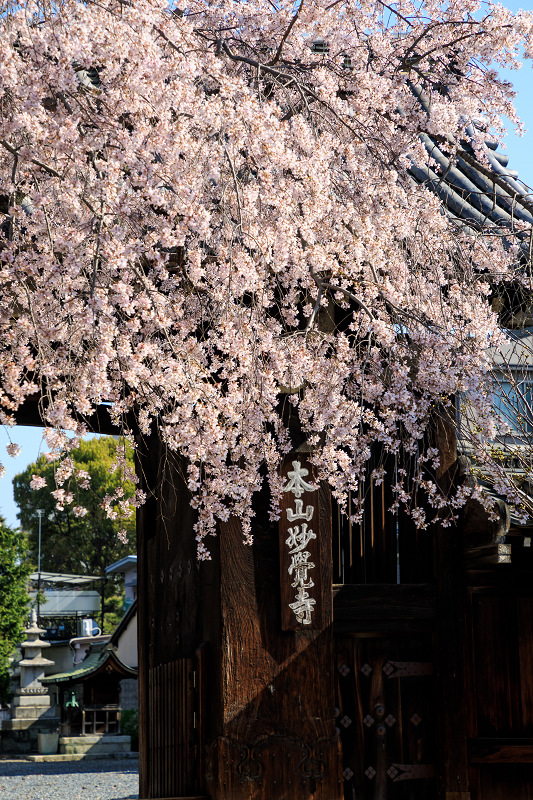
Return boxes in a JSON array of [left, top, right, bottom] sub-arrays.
[[466, 568, 533, 589], [13, 396, 123, 435], [333, 583, 437, 633], [469, 739, 533, 763]]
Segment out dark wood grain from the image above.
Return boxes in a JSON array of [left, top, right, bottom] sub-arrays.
[[474, 766, 533, 800], [137, 435, 207, 799], [469, 740, 533, 763], [136, 431, 160, 800], [466, 568, 533, 588], [207, 470, 342, 799], [333, 583, 437, 633], [426, 418, 472, 799], [434, 517, 471, 798], [336, 633, 436, 800]]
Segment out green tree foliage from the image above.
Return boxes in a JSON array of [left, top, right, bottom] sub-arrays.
[[0, 518, 31, 705], [13, 437, 135, 579]]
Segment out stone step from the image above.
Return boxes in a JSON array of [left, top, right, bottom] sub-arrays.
[[59, 734, 131, 756], [25, 751, 139, 763]]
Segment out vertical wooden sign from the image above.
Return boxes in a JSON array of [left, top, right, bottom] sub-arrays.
[[279, 457, 323, 630]]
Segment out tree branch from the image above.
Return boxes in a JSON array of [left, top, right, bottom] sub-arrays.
[[268, 0, 305, 66], [1, 139, 62, 179]]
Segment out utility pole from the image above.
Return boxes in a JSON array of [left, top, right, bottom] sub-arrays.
[[36, 509, 44, 620]]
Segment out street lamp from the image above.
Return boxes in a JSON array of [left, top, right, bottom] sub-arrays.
[[36, 509, 44, 620]]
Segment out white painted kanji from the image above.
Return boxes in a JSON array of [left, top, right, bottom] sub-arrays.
[[286, 498, 314, 522], [283, 460, 318, 625], [286, 522, 316, 553], [289, 588, 316, 625], [288, 550, 315, 587], [283, 461, 317, 498]]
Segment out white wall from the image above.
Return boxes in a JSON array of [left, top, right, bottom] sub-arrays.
[[116, 611, 137, 668]]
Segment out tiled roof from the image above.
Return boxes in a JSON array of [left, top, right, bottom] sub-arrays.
[[408, 83, 533, 248], [42, 643, 137, 684]]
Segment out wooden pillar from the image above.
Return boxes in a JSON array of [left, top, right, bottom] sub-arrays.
[[434, 519, 471, 800], [137, 435, 208, 800], [136, 432, 158, 800], [136, 445, 342, 799], [207, 456, 342, 799]]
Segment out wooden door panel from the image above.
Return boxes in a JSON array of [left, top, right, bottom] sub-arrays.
[[475, 765, 533, 800], [336, 635, 435, 800], [467, 580, 533, 799], [470, 591, 533, 739], [471, 593, 522, 737]]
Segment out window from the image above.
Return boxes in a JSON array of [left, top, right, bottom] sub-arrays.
[[493, 377, 533, 435]]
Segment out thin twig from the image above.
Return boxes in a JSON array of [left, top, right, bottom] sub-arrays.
[[224, 146, 243, 230], [11, 153, 18, 185], [90, 204, 105, 297], [319, 281, 375, 321]]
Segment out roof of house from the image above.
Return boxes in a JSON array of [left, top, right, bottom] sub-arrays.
[[105, 555, 137, 575], [42, 641, 137, 685], [29, 572, 104, 585]]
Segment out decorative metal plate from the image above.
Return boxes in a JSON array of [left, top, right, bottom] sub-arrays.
[[387, 763, 435, 782], [383, 661, 432, 678]]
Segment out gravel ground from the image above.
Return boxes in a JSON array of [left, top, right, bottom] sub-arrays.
[[0, 758, 139, 800]]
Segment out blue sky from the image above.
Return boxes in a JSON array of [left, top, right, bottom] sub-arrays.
[[1, 426, 50, 527], [493, 1, 533, 188], [1, 3, 533, 528]]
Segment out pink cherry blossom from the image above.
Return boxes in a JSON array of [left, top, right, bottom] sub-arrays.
[[0, 0, 532, 554], [30, 474, 47, 490]]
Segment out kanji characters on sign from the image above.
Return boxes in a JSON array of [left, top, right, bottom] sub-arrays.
[[284, 461, 318, 626]]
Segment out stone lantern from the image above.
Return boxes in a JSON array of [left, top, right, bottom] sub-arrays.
[[10, 610, 57, 725]]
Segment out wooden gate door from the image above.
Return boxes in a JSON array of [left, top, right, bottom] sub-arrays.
[[332, 461, 533, 800], [330, 451, 465, 800], [334, 586, 437, 800], [466, 553, 533, 800]]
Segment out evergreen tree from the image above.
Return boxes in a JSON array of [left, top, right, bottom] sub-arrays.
[[0, 518, 31, 705], [13, 437, 135, 578]]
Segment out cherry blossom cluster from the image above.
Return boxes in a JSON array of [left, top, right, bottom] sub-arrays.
[[1, 0, 532, 553]]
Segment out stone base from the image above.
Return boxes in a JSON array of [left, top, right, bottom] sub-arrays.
[[60, 734, 132, 756], [9, 705, 57, 721], [0, 718, 61, 754], [13, 694, 51, 707], [2, 715, 59, 730]]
